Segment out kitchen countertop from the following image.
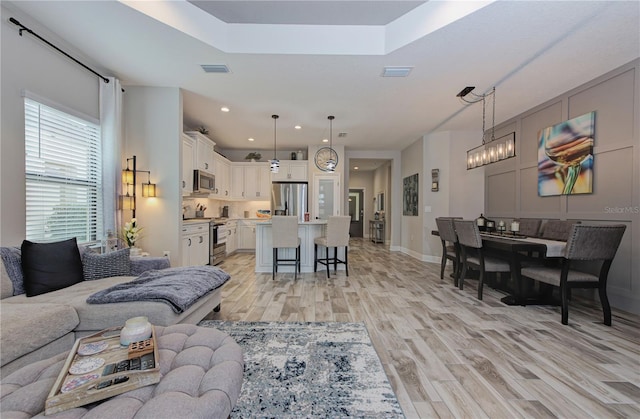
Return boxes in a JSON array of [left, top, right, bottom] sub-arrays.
[[256, 220, 327, 225]]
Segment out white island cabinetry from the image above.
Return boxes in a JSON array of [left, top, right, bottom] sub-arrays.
[[255, 220, 345, 273]]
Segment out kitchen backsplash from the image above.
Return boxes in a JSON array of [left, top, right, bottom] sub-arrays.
[[182, 198, 269, 219]]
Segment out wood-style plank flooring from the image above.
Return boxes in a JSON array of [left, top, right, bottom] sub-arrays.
[[205, 238, 640, 418]]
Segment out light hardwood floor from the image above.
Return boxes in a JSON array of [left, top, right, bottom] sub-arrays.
[[205, 238, 640, 418]]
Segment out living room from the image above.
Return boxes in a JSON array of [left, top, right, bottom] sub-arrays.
[[2, 1, 639, 417]]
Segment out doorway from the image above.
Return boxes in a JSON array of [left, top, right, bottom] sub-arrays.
[[348, 189, 364, 237]]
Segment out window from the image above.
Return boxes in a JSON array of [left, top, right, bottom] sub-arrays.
[[24, 97, 103, 243]]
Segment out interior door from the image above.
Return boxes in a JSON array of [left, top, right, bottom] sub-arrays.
[[313, 174, 341, 220], [348, 189, 364, 237]]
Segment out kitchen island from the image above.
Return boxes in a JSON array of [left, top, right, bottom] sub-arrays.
[[255, 220, 346, 274]]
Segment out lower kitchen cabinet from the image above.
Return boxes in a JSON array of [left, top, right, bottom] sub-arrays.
[[237, 220, 257, 250], [181, 222, 209, 266], [226, 221, 237, 254]]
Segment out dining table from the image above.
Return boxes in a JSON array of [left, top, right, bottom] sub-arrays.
[[432, 230, 567, 306], [478, 232, 566, 305]]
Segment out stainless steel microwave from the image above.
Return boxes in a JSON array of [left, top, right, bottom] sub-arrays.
[[193, 170, 215, 193]]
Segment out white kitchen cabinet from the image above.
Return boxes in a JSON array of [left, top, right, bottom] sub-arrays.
[[181, 134, 196, 195], [213, 153, 231, 199], [271, 160, 308, 182], [237, 220, 257, 250], [181, 222, 209, 266], [226, 220, 237, 254], [185, 131, 216, 173], [230, 163, 270, 200]]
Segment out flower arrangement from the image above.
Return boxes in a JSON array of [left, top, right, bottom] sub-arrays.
[[123, 218, 142, 248]]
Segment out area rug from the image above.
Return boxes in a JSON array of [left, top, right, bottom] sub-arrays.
[[198, 320, 405, 418]]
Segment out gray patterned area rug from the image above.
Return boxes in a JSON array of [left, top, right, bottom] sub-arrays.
[[198, 320, 404, 418]]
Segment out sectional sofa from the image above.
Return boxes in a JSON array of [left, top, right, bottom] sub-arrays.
[[0, 246, 224, 376]]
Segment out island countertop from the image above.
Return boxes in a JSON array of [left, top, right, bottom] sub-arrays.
[[256, 220, 327, 225]]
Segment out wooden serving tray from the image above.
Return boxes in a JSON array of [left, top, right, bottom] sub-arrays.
[[45, 326, 160, 415]]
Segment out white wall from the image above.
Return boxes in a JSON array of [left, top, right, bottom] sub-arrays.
[[400, 139, 424, 258], [123, 87, 182, 265], [1, 4, 101, 245]]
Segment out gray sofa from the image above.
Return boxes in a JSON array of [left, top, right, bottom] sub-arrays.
[[0, 255, 223, 376]]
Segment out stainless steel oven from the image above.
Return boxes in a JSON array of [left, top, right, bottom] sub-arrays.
[[210, 221, 228, 265]]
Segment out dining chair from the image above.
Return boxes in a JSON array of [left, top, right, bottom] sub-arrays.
[[453, 219, 511, 300], [539, 220, 580, 241], [271, 216, 301, 280], [516, 218, 542, 237], [435, 217, 460, 284], [520, 224, 626, 325], [314, 216, 351, 278]]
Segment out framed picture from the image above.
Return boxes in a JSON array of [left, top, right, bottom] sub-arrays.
[[403, 174, 418, 216], [537, 111, 595, 196]]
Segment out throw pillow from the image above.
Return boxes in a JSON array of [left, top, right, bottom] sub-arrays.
[[83, 248, 131, 280], [0, 246, 25, 295], [21, 238, 84, 297]]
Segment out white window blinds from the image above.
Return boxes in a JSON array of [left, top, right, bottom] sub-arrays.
[[24, 97, 103, 243]]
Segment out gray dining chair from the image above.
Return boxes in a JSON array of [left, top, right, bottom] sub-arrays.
[[435, 217, 460, 284], [520, 224, 626, 326], [539, 220, 580, 241], [453, 219, 511, 300], [314, 216, 350, 278], [516, 218, 542, 237], [271, 216, 301, 280]]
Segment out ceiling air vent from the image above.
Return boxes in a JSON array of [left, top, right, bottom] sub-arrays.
[[338, 132, 347, 138], [201, 64, 230, 73], [381, 66, 413, 77]]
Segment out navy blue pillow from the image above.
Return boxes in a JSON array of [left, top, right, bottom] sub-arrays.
[[21, 238, 84, 297]]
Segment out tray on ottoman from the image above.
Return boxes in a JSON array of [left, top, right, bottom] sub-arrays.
[[45, 326, 160, 415]]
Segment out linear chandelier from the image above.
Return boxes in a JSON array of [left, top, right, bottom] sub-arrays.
[[457, 86, 515, 169]]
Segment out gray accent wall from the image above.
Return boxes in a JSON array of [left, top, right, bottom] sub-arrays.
[[486, 59, 640, 314]]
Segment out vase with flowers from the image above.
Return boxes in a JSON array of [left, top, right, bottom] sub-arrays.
[[123, 218, 143, 256]]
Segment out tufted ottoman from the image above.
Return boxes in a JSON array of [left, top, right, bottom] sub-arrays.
[[0, 324, 244, 418]]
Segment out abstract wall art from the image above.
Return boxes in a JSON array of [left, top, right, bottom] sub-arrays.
[[403, 173, 418, 216], [537, 111, 595, 196]]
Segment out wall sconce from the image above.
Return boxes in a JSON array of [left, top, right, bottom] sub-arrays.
[[431, 169, 439, 191], [120, 155, 157, 217]]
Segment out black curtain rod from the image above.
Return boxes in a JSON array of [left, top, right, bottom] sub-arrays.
[[10, 17, 116, 87]]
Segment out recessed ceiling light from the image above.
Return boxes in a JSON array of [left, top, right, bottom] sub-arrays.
[[221, 107, 230, 112], [322, 138, 328, 143], [248, 138, 254, 142], [381, 66, 413, 77], [295, 125, 302, 130], [354, 166, 359, 170]]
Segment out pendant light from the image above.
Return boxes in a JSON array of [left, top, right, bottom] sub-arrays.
[[326, 115, 336, 172], [270, 114, 280, 173]]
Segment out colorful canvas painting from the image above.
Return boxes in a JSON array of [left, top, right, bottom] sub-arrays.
[[537, 111, 595, 196], [403, 174, 418, 216]]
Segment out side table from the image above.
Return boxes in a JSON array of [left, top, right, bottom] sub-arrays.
[[369, 220, 385, 244]]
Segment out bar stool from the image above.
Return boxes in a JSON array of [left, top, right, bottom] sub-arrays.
[[314, 216, 351, 278], [271, 216, 301, 280]]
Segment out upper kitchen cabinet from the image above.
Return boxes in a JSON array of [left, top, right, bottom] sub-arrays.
[[231, 162, 270, 200], [185, 131, 215, 173], [181, 133, 196, 196], [271, 160, 308, 182], [212, 152, 231, 199]]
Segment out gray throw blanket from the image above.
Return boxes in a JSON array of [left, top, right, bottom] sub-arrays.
[[86, 266, 230, 313]]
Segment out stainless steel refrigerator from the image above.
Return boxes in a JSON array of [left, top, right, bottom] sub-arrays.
[[271, 182, 308, 222]]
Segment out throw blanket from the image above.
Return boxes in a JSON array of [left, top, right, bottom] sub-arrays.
[[86, 266, 230, 313]]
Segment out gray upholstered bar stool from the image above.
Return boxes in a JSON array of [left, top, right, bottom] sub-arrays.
[[314, 216, 351, 278], [271, 216, 301, 280]]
